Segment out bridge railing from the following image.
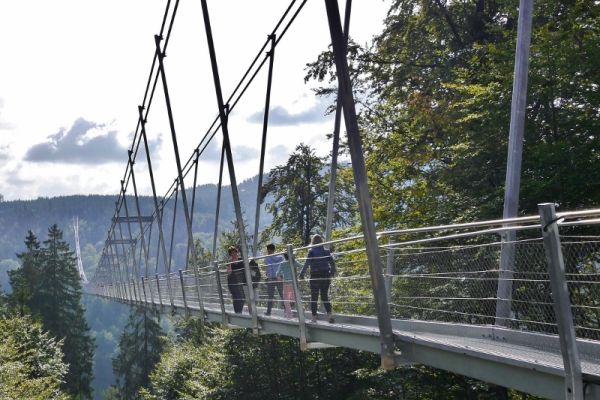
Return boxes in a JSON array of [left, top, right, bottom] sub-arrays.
[[91, 208, 600, 343], [561, 234, 600, 340]]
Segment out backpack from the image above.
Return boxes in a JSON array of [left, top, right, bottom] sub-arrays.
[[249, 259, 261, 283]]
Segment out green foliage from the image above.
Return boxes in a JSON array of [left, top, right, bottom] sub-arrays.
[[9, 226, 95, 399], [112, 306, 166, 399], [217, 218, 259, 261], [0, 314, 69, 400], [193, 238, 213, 268], [143, 322, 530, 399], [306, 0, 600, 227], [83, 295, 130, 398], [261, 144, 356, 247]]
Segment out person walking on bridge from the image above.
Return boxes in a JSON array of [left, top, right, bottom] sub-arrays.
[[299, 234, 336, 323], [263, 243, 284, 316], [226, 246, 245, 314], [276, 252, 301, 318]]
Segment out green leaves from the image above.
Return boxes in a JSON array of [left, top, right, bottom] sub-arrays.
[[0, 315, 69, 400]]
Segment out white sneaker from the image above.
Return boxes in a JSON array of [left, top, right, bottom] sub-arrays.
[[311, 315, 317, 323]]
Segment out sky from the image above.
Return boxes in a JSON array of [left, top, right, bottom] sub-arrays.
[[0, 0, 390, 201]]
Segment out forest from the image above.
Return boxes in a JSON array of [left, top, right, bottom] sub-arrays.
[[1, 0, 599, 398]]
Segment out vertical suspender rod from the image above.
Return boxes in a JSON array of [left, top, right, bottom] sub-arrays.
[[200, 0, 259, 331], [252, 34, 276, 257], [324, 0, 395, 369]]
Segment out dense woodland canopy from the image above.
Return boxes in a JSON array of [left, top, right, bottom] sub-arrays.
[[306, 0, 600, 226]]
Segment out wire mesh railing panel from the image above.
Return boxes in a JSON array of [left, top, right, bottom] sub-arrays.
[[90, 210, 600, 350], [511, 241, 557, 334], [385, 231, 559, 335], [560, 236, 600, 340]]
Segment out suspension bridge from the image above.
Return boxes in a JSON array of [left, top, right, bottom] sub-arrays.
[[88, 1, 600, 399]]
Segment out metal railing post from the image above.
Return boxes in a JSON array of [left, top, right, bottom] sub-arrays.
[[132, 279, 138, 303], [288, 244, 307, 350], [179, 269, 189, 315], [141, 277, 148, 304], [168, 273, 175, 311], [385, 238, 394, 301], [539, 203, 584, 400], [156, 273, 163, 310], [147, 275, 155, 306], [213, 261, 228, 325]]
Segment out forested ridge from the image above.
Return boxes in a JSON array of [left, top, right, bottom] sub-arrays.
[[0, 177, 268, 290], [1, 0, 599, 398]]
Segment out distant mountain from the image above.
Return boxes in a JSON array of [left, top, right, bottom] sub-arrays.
[[0, 175, 270, 290]]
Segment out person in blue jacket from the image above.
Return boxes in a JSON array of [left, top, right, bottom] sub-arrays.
[[299, 234, 336, 323]]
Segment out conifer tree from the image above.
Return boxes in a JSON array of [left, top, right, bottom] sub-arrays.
[[10, 225, 95, 399], [39, 224, 95, 398], [0, 314, 69, 400], [112, 306, 165, 399], [10, 230, 41, 316]]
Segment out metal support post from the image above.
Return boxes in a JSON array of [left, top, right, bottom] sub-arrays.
[[252, 34, 276, 257], [325, 0, 352, 245], [147, 275, 155, 306], [120, 182, 141, 290], [141, 277, 148, 304], [539, 203, 584, 399], [323, 0, 395, 369], [288, 244, 307, 350], [385, 237, 394, 301], [167, 184, 179, 275], [138, 105, 173, 305], [154, 35, 205, 319], [116, 211, 133, 290], [161, 201, 175, 309], [109, 238, 127, 301], [496, 0, 534, 324], [210, 146, 225, 265], [186, 149, 200, 266], [179, 269, 189, 315], [131, 279, 138, 303], [167, 273, 175, 312], [208, 147, 225, 326], [200, 0, 259, 332], [213, 261, 228, 325], [128, 152, 150, 278], [156, 273, 164, 310]]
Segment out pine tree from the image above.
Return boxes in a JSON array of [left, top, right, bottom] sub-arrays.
[[10, 225, 95, 399], [0, 315, 69, 400], [9, 230, 41, 316], [113, 306, 165, 399], [38, 224, 95, 398]]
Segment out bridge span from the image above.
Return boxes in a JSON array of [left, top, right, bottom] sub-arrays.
[[91, 206, 600, 399], [86, 0, 600, 397]]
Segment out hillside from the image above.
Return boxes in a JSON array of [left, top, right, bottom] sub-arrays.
[[0, 175, 270, 290]]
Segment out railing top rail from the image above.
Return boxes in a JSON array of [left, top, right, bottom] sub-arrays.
[[290, 208, 600, 253]]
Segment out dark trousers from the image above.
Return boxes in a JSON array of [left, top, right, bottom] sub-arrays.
[[265, 278, 283, 314], [227, 273, 245, 313], [309, 272, 331, 316]]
